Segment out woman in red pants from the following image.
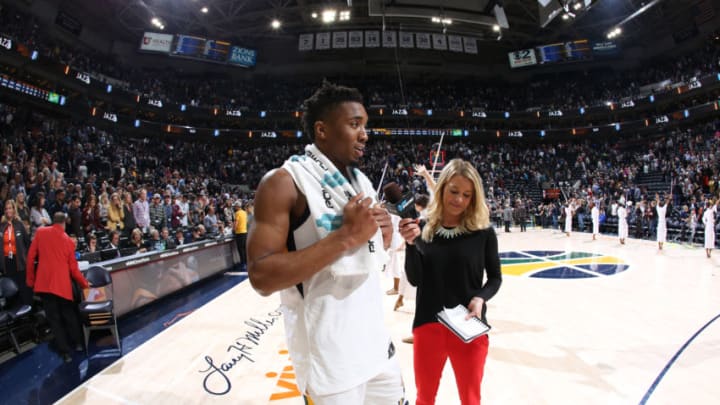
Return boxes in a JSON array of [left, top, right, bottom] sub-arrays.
[[399, 159, 502, 405]]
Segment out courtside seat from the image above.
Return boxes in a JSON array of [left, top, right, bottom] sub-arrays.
[[0, 277, 34, 353], [78, 266, 121, 356]]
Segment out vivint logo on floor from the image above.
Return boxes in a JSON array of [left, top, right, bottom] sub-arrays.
[[500, 251, 629, 278]]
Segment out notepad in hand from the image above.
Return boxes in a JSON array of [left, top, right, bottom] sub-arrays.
[[437, 304, 491, 343]]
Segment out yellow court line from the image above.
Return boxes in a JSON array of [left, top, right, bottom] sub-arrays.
[[502, 262, 558, 276]]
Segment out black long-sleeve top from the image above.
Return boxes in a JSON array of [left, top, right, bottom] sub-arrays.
[[405, 227, 502, 330]]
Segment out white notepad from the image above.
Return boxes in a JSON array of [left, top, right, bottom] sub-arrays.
[[436, 304, 491, 343]]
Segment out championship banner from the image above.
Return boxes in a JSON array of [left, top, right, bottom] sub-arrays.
[[399, 31, 414, 48], [298, 33, 314, 51], [332, 31, 348, 49], [315, 32, 331, 50], [382, 31, 397, 48], [463, 37, 478, 54], [432, 34, 447, 50], [348, 31, 363, 48], [365, 31, 380, 48], [416, 33, 431, 49], [448, 35, 463, 52]]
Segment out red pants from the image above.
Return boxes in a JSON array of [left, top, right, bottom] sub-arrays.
[[413, 322, 489, 405]]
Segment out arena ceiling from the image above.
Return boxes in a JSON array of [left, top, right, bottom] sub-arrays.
[[65, 0, 703, 52]]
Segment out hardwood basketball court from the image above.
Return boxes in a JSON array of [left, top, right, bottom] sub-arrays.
[[57, 227, 720, 404]]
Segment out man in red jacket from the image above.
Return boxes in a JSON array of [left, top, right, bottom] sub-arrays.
[[27, 212, 89, 362]]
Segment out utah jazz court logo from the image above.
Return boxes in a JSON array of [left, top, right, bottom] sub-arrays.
[[500, 251, 629, 278]]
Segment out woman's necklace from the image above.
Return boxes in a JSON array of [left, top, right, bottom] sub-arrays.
[[436, 225, 467, 239]]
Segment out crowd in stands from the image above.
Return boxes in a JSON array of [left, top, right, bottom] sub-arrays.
[[1, 96, 718, 259], [0, 101, 262, 261], [2, 4, 719, 114], [1, 2, 719, 255]]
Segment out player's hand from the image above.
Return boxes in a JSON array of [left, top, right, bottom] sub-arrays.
[[342, 193, 379, 248], [370, 204, 393, 249]]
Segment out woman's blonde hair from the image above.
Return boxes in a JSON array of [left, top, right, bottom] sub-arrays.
[[131, 228, 143, 241], [421, 159, 490, 241], [2, 200, 17, 222]]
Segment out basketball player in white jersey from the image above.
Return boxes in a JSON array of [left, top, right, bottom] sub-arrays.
[[247, 82, 404, 404]]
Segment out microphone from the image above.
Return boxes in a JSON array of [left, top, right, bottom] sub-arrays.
[[383, 182, 418, 219]]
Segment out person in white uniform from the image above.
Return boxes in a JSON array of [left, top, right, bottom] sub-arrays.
[[617, 200, 629, 245], [655, 193, 669, 250], [702, 200, 718, 258], [590, 200, 600, 240], [247, 82, 404, 404], [564, 198, 576, 237]]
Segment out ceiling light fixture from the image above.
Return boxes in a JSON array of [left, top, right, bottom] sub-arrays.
[[271, 19, 281, 29], [322, 9, 337, 23]]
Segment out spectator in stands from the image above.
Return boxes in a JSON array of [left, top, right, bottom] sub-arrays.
[[26, 212, 89, 363], [97, 192, 110, 225], [221, 198, 234, 229], [133, 189, 150, 233], [1, 200, 32, 305], [245, 200, 255, 230], [177, 194, 190, 228], [66, 194, 83, 238], [174, 228, 187, 246], [232, 200, 247, 269], [147, 229, 165, 252], [189, 225, 204, 243], [82, 194, 102, 235], [399, 159, 501, 405], [14, 191, 30, 231], [217, 221, 232, 238], [84, 233, 98, 253], [122, 191, 137, 235], [29, 191, 51, 235], [162, 193, 173, 230], [47, 188, 66, 217], [149, 193, 166, 231], [106, 230, 122, 257], [203, 204, 219, 236], [128, 228, 147, 254], [106, 192, 124, 232], [247, 81, 401, 404], [160, 227, 176, 249]]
